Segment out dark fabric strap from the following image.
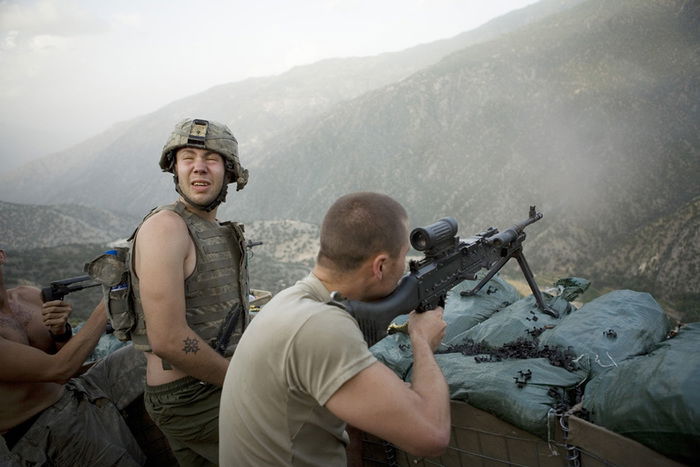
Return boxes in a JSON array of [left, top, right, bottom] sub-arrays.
[[1, 411, 43, 450]]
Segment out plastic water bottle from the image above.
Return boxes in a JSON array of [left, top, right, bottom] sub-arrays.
[[105, 249, 128, 292]]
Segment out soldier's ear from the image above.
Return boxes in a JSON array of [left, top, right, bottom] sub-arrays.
[[371, 253, 389, 280]]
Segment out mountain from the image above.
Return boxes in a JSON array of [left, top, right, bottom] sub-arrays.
[[1, 219, 321, 322], [1, 0, 697, 314], [228, 0, 699, 311], [246, 219, 319, 264], [0, 201, 138, 250], [591, 197, 700, 308], [245, 220, 319, 293], [238, 0, 699, 223], [0, 0, 581, 215]]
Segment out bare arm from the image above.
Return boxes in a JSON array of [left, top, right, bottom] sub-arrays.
[[326, 307, 450, 457], [11, 286, 73, 352], [0, 302, 107, 384], [135, 210, 229, 386], [41, 299, 73, 351]]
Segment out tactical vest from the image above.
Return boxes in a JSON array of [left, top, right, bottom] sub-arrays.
[[130, 201, 249, 356]]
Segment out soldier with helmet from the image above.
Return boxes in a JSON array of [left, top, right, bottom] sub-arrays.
[[131, 118, 250, 466]]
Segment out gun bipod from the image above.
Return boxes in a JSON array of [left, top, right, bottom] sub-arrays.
[[461, 248, 558, 318]]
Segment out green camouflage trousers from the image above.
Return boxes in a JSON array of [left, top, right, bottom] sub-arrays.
[[144, 376, 221, 467], [0, 344, 147, 467]]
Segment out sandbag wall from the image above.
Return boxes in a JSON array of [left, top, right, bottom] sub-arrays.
[[370, 274, 699, 464]]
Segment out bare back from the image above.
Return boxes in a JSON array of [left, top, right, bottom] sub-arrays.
[[0, 287, 64, 432]]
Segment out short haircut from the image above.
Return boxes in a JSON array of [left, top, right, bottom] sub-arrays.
[[317, 192, 408, 272]]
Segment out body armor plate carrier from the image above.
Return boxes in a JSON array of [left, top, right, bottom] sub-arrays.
[[131, 201, 249, 356]]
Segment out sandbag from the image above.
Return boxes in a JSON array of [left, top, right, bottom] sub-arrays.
[[447, 278, 589, 347], [370, 316, 414, 379], [427, 355, 586, 439], [582, 323, 700, 464], [449, 295, 571, 348], [539, 290, 672, 377], [443, 273, 522, 342]]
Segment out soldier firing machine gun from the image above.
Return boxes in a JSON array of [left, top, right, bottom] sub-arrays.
[[329, 206, 556, 346]]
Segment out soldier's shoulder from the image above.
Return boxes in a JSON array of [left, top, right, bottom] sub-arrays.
[[9, 285, 41, 302], [140, 208, 187, 232]]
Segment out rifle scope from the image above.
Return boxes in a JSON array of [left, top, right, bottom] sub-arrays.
[[410, 217, 458, 252]]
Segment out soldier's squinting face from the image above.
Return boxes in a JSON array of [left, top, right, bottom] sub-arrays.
[[175, 147, 226, 208]]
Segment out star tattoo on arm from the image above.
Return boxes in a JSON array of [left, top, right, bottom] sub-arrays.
[[182, 337, 200, 354]]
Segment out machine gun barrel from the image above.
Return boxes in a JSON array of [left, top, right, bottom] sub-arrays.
[[486, 206, 542, 246]]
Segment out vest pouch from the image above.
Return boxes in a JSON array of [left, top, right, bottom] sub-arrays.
[[85, 247, 136, 342], [105, 281, 135, 342]]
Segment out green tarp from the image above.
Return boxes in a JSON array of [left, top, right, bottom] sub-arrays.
[[539, 289, 673, 377], [370, 278, 688, 448], [446, 277, 589, 347], [427, 356, 586, 439], [582, 323, 700, 465], [443, 273, 522, 342]]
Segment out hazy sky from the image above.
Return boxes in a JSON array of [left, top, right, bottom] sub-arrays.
[[0, 0, 539, 171]]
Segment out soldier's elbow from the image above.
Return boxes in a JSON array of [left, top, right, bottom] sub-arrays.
[[50, 362, 77, 384], [405, 427, 451, 458], [148, 333, 173, 356]]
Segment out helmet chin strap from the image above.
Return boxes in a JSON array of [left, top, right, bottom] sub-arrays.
[[174, 175, 229, 213]]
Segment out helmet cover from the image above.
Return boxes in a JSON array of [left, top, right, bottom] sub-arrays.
[[160, 118, 248, 190]]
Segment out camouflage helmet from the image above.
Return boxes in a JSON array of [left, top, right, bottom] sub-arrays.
[[160, 118, 249, 191]]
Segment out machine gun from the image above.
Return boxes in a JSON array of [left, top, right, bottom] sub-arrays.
[[40, 275, 101, 303], [329, 206, 555, 346]]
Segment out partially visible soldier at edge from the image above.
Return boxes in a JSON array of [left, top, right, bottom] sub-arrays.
[[131, 118, 250, 466], [219, 192, 450, 466], [0, 248, 146, 466]]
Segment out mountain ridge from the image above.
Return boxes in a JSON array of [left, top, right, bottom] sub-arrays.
[[0, 0, 697, 314], [0, 0, 582, 214], [0, 201, 139, 250]]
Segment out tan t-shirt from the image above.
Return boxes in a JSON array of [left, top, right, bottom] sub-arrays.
[[219, 273, 377, 466]]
